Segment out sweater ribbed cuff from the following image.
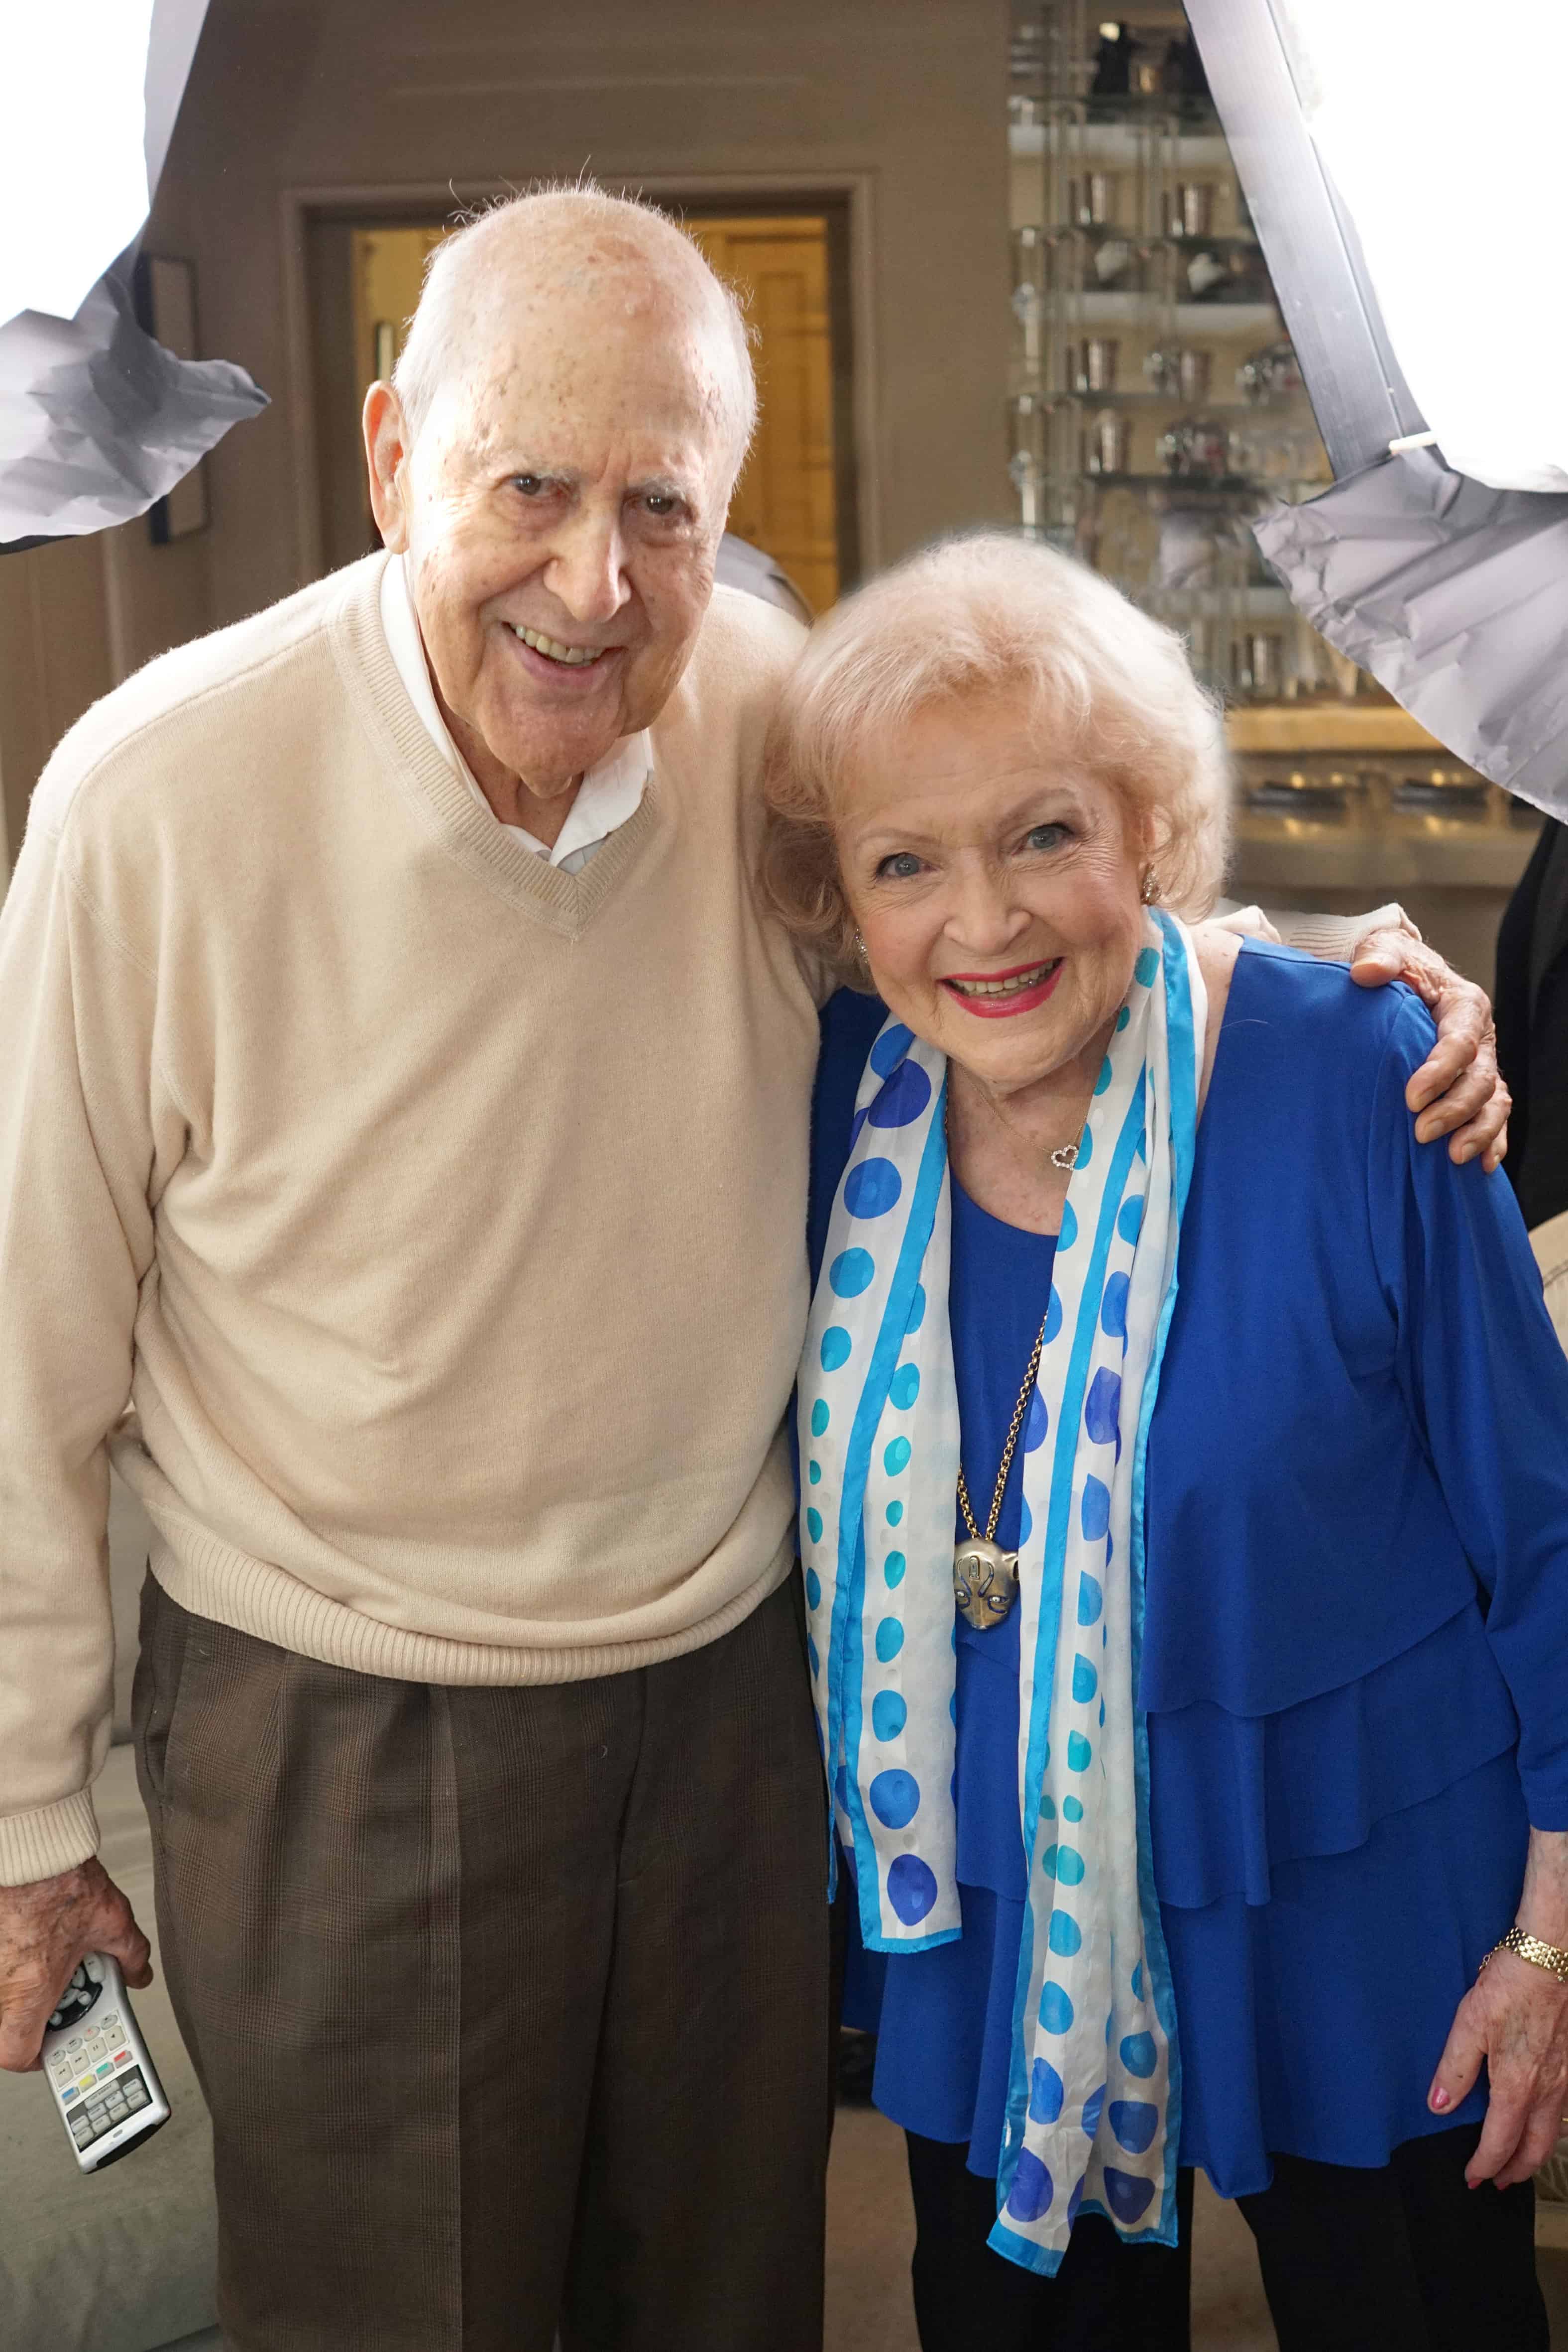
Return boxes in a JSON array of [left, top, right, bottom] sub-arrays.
[[1273, 902, 1413, 964], [0, 1788, 100, 1888]]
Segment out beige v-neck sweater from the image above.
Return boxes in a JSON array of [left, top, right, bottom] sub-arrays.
[[0, 555, 821, 1882]]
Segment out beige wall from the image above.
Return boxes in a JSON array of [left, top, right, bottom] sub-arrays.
[[1, 0, 1012, 866]]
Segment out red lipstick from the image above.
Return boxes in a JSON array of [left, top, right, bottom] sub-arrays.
[[939, 959, 1064, 1020]]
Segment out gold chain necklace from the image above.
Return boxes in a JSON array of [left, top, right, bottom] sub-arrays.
[[945, 1088, 1069, 1632], [953, 1310, 1048, 1630]]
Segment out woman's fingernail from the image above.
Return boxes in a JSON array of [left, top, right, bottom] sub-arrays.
[[1431, 2087, 1451, 2110]]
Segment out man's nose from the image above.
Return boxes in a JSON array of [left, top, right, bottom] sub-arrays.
[[543, 507, 630, 629]]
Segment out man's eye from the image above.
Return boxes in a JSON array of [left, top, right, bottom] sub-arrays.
[[642, 493, 680, 518], [1023, 823, 1069, 853], [512, 475, 547, 497], [877, 851, 924, 881]]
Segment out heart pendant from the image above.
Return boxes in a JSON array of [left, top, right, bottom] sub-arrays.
[[953, 1536, 1020, 1630]]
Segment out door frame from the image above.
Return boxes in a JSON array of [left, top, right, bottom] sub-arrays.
[[279, 170, 882, 595]]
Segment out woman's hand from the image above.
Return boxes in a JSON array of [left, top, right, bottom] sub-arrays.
[[1429, 1830, 1568, 2187], [1428, 1955, 1568, 2187], [1350, 924, 1510, 1172]]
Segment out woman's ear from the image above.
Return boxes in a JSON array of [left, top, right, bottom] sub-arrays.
[[1123, 797, 1162, 887]]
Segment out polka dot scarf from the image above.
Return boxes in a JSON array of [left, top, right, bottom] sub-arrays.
[[798, 911, 1206, 2275]]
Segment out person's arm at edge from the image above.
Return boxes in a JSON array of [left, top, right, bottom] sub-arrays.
[[0, 808, 158, 2066]]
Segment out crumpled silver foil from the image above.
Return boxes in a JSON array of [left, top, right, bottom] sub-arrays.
[[0, 273, 266, 544], [1254, 445, 1568, 820]]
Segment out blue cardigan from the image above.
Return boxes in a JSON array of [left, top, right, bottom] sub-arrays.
[[808, 941, 1568, 2197]]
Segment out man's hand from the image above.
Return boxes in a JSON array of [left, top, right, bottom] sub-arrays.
[[0, 1861, 152, 2072], [1350, 924, 1510, 1171]]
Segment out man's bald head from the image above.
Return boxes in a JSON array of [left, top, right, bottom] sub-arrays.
[[362, 183, 757, 828], [393, 187, 757, 489]]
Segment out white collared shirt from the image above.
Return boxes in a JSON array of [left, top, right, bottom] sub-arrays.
[[378, 554, 650, 876]]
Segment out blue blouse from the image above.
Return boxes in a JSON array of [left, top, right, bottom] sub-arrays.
[[808, 941, 1568, 2199]]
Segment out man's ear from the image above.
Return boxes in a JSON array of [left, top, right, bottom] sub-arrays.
[[363, 382, 413, 552]]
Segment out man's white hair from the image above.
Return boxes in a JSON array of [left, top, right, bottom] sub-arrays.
[[391, 184, 758, 483], [761, 530, 1233, 976]]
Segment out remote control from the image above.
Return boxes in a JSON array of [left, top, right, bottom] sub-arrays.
[[40, 1952, 170, 2173]]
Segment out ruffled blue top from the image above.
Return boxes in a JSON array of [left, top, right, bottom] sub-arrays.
[[808, 941, 1568, 2199]]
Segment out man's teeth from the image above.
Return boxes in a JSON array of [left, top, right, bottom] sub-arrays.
[[511, 624, 605, 667], [947, 962, 1058, 999]]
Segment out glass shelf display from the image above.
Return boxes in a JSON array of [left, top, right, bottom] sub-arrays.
[[1008, 0, 1378, 708]]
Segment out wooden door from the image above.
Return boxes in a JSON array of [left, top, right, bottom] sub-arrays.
[[684, 215, 839, 615]]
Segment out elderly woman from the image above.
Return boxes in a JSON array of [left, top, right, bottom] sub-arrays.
[[764, 534, 1568, 2352]]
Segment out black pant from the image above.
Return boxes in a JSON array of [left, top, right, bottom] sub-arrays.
[[906, 2123, 1547, 2352], [1236, 2127, 1547, 2352], [906, 2133, 1193, 2352]]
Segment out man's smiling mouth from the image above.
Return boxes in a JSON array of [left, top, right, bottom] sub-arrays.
[[508, 623, 608, 668]]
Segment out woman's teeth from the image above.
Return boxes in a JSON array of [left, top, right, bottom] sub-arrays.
[[511, 624, 605, 667], [946, 961, 1059, 1000]]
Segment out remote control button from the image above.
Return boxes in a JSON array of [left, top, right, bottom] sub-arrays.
[[77, 2076, 96, 2093], [107, 2103, 128, 2123], [67, 2035, 83, 2051], [98, 2012, 118, 2030], [94, 2062, 112, 2077], [62, 2086, 78, 2102], [85, 2036, 106, 2057], [112, 2049, 130, 2066], [124, 2084, 147, 2109]]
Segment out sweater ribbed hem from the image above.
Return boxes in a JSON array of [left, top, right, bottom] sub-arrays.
[[0, 1788, 100, 1888], [145, 1524, 797, 1688]]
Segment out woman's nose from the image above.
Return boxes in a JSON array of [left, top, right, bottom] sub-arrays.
[[945, 870, 1031, 959]]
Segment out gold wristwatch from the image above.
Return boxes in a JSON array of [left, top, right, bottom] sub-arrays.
[[1478, 1925, 1568, 1984]]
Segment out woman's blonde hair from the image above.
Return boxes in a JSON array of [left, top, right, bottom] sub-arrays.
[[760, 531, 1232, 981]]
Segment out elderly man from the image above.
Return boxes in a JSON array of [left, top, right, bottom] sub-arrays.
[[0, 188, 1506, 2352]]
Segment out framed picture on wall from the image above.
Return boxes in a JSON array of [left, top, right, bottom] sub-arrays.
[[133, 255, 210, 543]]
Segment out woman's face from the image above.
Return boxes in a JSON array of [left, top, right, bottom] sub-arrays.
[[832, 692, 1148, 1097]]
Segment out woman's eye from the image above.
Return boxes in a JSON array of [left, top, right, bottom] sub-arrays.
[[1022, 822, 1069, 853], [877, 851, 925, 881], [512, 475, 547, 498]]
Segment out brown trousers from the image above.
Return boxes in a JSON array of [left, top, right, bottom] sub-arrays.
[[132, 1569, 829, 2352]]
